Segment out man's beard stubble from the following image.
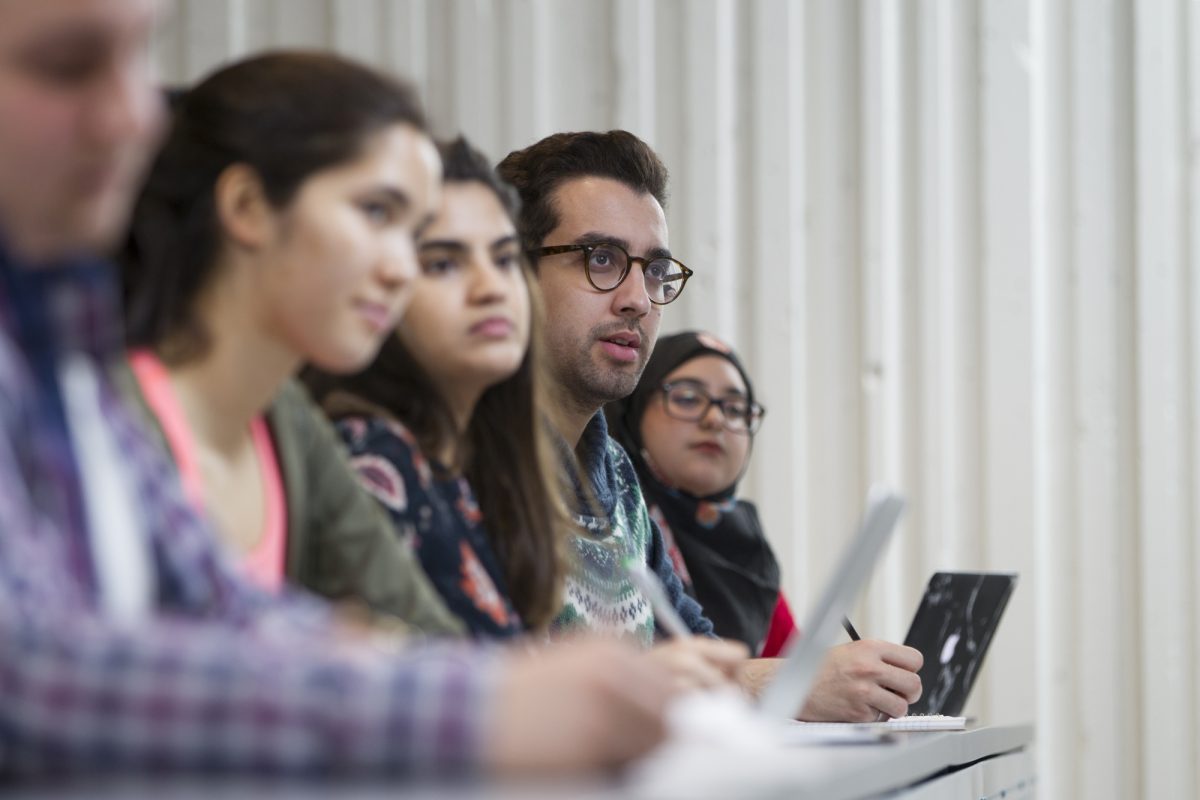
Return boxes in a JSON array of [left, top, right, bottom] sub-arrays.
[[552, 320, 655, 414]]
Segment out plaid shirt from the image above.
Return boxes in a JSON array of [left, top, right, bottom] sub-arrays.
[[0, 243, 495, 777]]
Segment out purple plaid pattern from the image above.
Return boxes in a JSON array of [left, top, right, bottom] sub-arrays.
[[0, 254, 495, 776]]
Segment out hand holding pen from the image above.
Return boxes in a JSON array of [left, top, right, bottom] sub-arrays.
[[830, 618, 921, 724]]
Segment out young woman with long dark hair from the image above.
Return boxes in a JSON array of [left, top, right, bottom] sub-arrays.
[[119, 51, 461, 634], [304, 137, 568, 636]]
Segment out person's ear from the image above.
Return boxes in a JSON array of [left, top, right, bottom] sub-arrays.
[[213, 163, 277, 250]]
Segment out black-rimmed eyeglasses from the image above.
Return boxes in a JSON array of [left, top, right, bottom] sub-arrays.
[[528, 241, 692, 305], [660, 381, 765, 434]]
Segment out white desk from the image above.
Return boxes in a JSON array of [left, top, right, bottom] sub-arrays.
[[6, 724, 1034, 800], [625, 723, 1035, 799]]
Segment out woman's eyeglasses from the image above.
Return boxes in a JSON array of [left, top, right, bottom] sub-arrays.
[[659, 381, 765, 434]]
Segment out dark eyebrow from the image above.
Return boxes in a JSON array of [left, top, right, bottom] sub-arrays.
[[374, 186, 412, 209], [23, 28, 108, 55], [668, 376, 747, 398], [418, 239, 468, 254], [573, 231, 673, 261], [420, 234, 518, 254], [574, 231, 628, 249]]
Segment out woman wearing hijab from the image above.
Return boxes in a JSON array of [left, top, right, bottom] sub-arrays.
[[605, 330, 797, 656]]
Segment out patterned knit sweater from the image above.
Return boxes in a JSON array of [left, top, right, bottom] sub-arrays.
[[551, 412, 714, 644]]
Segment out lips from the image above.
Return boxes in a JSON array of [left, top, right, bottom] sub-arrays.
[[603, 331, 642, 350], [355, 299, 397, 333], [597, 329, 643, 363], [470, 316, 515, 338], [689, 441, 725, 456]]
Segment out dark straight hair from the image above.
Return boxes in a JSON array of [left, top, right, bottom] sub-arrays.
[[495, 129, 669, 254], [120, 51, 429, 364], [304, 137, 570, 631]]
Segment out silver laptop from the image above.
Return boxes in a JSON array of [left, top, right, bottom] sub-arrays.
[[757, 487, 906, 720]]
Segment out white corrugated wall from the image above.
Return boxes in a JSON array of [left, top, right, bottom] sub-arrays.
[[155, 2, 1199, 797]]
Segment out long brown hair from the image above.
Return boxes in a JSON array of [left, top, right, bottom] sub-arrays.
[[303, 137, 569, 630], [121, 51, 428, 364]]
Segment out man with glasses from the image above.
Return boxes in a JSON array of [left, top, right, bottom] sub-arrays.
[[498, 131, 751, 689], [499, 131, 924, 721]]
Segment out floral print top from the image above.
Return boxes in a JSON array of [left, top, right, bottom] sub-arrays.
[[336, 415, 523, 638]]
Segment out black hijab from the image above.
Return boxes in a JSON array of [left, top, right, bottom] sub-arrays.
[[605, 331, 782, 653]]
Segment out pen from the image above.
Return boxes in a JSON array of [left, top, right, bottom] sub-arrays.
[[624, 559, 692, 638], [842, 616, 888, 721]]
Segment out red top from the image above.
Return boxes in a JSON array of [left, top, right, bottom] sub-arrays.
[[760, 592, 799, 657]]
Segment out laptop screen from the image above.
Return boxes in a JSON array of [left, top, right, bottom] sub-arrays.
[[903, 571, 1018, 716]]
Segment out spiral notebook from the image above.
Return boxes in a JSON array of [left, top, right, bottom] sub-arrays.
[[790, 713, 966, 734]]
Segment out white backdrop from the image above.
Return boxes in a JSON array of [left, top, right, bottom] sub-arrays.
[[155, 2, 1199, 798]]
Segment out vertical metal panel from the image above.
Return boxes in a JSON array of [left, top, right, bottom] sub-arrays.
[[1133, 0, 1196, 796], [677, 0, 738, 338], [611, 0, 657, 143], [330, 0, 385, 64], [1030, 0, 1076, 796], [263, 0, 329, 50], [931, 0, 982, 571], [151, 1, 187, 85], [1072, 2, 1141, 797], [421, 2, 454, 137], [445, 0, 501, 154], [179, 0, 248, 80], [645, 0, 689, 353], [500, 0, 552, 149], [862, 0, 920, 641], [803, 0, 865, 594], [1191, 7, 1200, 792], [541, 1, 614, 133], [914, 0, 939, 584], [977, 0, 1036, 731], [239, 0, 276, 53], [380, 0, 430, 100], [746, 0, 810, 628]]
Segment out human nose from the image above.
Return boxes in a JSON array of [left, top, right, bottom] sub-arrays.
[[468, 256, 509, 305], [610, 260, 652, 318], [87, 59, 163, 149], [380, 236, 419, 290], [698, 400, 726, 430]]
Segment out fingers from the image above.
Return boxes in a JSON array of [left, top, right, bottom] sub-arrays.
[[849, 641, 923, 707], [681, 637, 750, 675], [485, 639, 674, 774], [876, 661, 922, 703], [648, 648, 728, 692], [878, 641, 924, 672], [860, 642, 922, 703], [864, 684, 911, 720], [589, 655, 671, 763], [801, 639, 924, 721], [649, 637, 750, 690]]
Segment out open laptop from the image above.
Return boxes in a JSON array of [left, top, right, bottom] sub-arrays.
[[902, 571, 1017, 716], [757, 487, 906, 721]]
